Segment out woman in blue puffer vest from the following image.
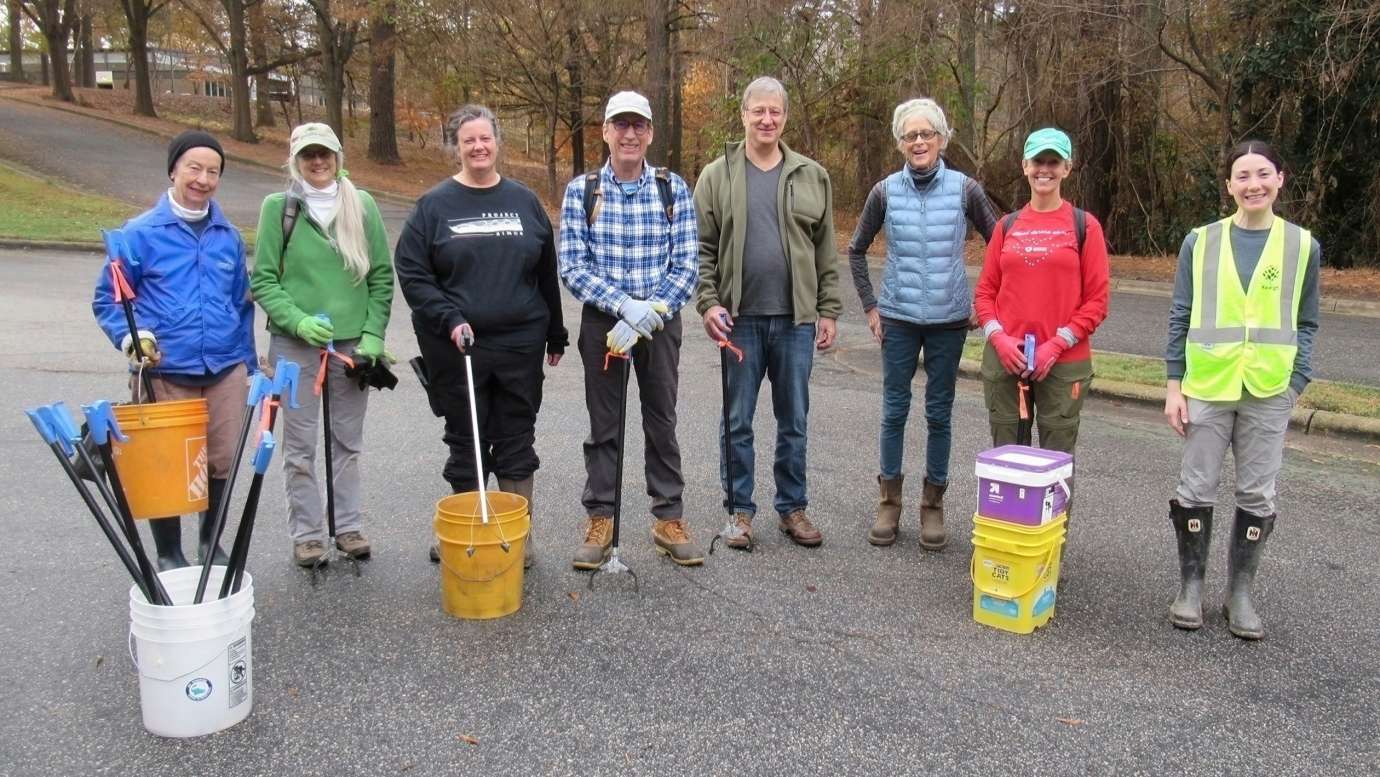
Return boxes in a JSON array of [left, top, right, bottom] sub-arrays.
[[847, 98, 1000, 552]]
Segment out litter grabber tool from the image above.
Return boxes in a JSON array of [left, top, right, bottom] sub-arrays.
[[588, 346, 637, 592], [311, 315, 361, 584], [219, 429, 276, 599], [709, 323, 748, 554], [255, 357, 302, 444], [458, 328, 513, 560], [80, 400, 172, 606], [1017, 334, 1036, 447], [26, 403, 162, 605], [193, 369, 275, 603], [103, 229, 157, 403]]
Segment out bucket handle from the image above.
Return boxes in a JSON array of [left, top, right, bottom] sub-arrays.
[[128, 628, 139, 672], [969, 540, 1061, 600], [435, 537, 524, 583]]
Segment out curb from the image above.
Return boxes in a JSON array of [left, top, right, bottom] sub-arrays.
[[0, 238, 104, 253], [0, 93, 418, 209]]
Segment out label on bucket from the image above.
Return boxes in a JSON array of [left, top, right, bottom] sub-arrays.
[[227, 636, 248, 709], [979, 595, 1020, 619], [187, 436, 209, 501], [185, 677, 213, 702], [1033, 587, 1056, 617]]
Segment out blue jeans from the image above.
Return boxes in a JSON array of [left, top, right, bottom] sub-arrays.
[[719, 315, 816, 517], [879, 318, 965, 484]]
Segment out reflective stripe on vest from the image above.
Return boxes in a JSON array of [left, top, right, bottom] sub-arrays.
[[1183, 217, 1308, 401]]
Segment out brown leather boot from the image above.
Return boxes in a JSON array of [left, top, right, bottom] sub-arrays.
[[919, 478, 948, 551], [499, 476, 536, 569], [868, 475, 903, 546]]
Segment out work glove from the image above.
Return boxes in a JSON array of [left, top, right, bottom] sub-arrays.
[[606, 320, 641, 355], [989, 332, 1027, 376], [353, 333, 393, 365], [1031, 338, 1070, 381], [121, 330, 161, 366], [295, 316, 334, 347], [618, 298, 668, 338]]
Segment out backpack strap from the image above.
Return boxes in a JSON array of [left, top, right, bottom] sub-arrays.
[[279, 195, 301, 274], [1002, 211, 1019, 237], [654, 167, 674, 223], [582, 171, 602, 227]]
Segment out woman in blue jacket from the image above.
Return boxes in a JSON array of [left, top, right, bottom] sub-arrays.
[[847, 98, 1000, 551], [93, 131, 259, 570]]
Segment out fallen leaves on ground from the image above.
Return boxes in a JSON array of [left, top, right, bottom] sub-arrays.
[[1056, 717, 1085, 726], [567, 591, 581, 603], [459, 734, 480, 746]]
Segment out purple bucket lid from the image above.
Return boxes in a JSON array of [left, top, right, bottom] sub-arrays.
[[976, 445, 1073, 473]]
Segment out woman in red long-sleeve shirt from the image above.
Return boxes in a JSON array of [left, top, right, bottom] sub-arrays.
[[974, 127, 1110, 454]]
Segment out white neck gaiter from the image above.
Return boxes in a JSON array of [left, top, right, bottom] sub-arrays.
[[303, 180, 340, 227], [167, 188, 209, 222]]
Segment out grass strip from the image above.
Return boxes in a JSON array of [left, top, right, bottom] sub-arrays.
[[962, 336, 1380, 419]]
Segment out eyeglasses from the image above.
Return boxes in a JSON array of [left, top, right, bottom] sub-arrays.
[[298, 147, 334, 160], [610, 119, 651, 136], [745, 106, 784, 120], [900, 129, 940, 144]]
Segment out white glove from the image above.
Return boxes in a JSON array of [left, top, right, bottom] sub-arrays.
[[606, 320, 641, 355], [618, 298, 667, 338]]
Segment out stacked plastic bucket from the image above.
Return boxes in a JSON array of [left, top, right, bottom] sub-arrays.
[[970, 445, 1073, 634], [128, 566, 255, 737]]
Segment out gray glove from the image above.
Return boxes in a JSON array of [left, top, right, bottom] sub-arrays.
[[606, 320, 640, 355], [618, 298, 666, 338]]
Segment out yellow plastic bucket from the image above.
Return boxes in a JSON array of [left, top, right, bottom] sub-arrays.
[[434, 492, 530, 620], [111, 399, 211, 520], [970, 514, 1066, 634]]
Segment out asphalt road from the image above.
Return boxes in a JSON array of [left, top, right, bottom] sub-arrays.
[[2, 247, 1378, 775], [3, 96, 1377, 387]]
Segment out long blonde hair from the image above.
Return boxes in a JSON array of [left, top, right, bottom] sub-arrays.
[[286, 151, 371, 285]]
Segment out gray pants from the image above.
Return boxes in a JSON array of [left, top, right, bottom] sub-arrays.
[[1176, 391, 1294, 515], [268, 334, 369, 542]]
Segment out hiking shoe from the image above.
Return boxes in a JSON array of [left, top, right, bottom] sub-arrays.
[[572, 516, 613, 570], [779, 510, 823, 547], [723, 512, 754, 550], [336, 531, 371, 559], [652, 518, 704, 566], [293, 539, 326, 567]]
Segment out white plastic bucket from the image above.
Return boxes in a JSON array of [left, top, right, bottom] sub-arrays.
[[128, 566, 255, 738]]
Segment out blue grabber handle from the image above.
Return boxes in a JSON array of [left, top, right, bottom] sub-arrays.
[[82, 400, 128, 446], [252, 431, 277, 475], [246, 372, 272, 408], [101, 228, 130, 261], [1024, 334, 1037, 373], [25, 405, 67, 453], [315, 313, 335, 354], [46, 402, 84, 449], [273, 358, 302, 409]]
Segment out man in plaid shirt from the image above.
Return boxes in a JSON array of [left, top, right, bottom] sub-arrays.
[[558, 91, 703, 569]]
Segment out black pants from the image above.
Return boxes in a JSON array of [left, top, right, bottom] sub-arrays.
[[578, 304, 684, 519], [416, 328, 545, 491]]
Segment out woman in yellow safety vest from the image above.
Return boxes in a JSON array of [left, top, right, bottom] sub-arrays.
[[1163, 140, 1321, 641]]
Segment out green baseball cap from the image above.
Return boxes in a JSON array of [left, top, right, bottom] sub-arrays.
[[1023, 127, 1072, 160]]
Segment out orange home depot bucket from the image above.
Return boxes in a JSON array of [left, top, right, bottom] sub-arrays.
[[434, 491, 530, 620], [111, 399, 211, 519]]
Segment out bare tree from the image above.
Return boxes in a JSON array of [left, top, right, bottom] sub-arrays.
[[119, 0, 170, 116], [7, 0, 24, 80], [366, 0, 400, 163], [20, 0, 79, 101]]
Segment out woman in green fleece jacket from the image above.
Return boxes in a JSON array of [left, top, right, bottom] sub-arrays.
[[251, 123, 394, 568]]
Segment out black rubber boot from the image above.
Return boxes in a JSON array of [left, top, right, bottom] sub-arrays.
[[1225, 508, 1275, 640], [198, 477, 230, 566], [1168, 499, 1213, 630], [148, 517, 189, 571], [431, 478, 467, 563]]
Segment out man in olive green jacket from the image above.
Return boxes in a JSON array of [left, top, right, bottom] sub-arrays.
[[694, 76, 841, 550]]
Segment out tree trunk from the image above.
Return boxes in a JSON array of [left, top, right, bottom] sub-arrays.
[[956, 0, 977, 162], [41, 51, 49, 85], [77, 13, 93, 87], [249, 0, 274, 127], [668, 31, 683, 173], [122, 0, 157, 117], [366, 0, 400, 164], [642, 0, 669, 166], [565, 23, 583, 177], [44, 28, 73, 100], [226, 0, 255, 142], [7, 0, 23, 80]]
